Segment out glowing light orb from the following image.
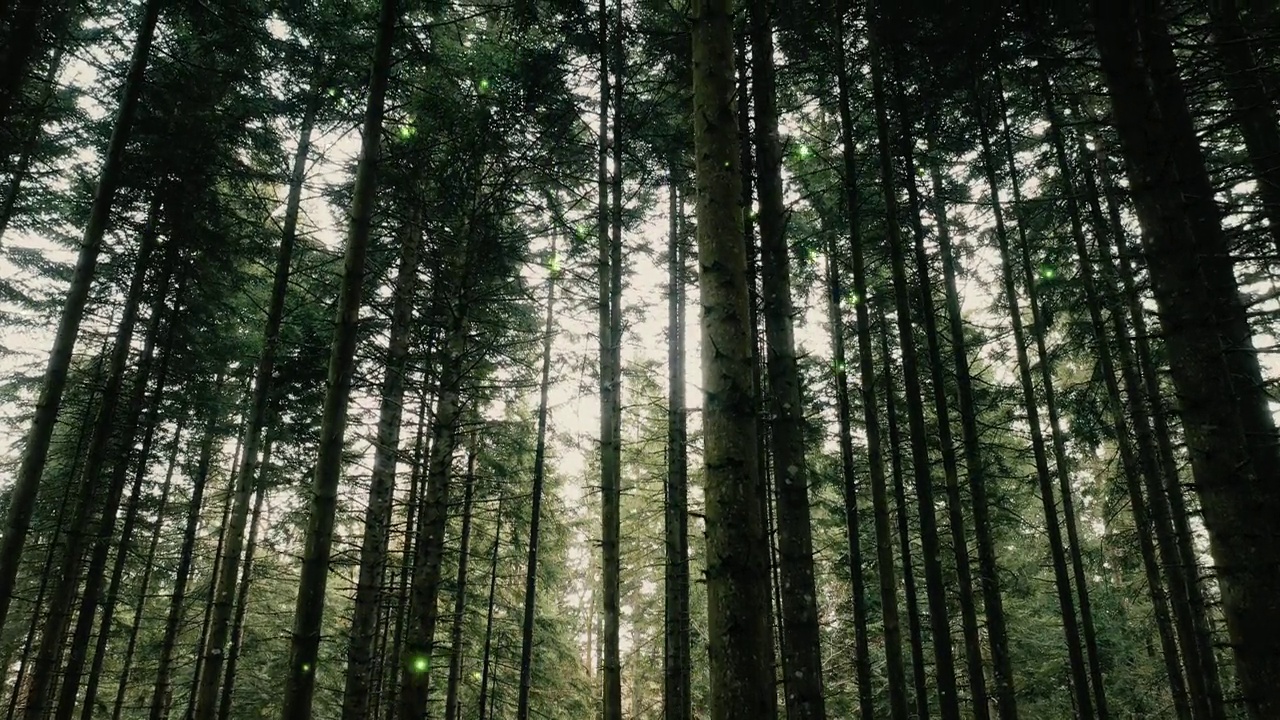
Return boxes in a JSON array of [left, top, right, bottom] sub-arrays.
[[478, 78, 491, 92], [796, 144, 812, 159], [1039, 265, 1056, 280], [399, 125, 416, 139], [300, 663, 312, 673], [410, 655, 430, 674]]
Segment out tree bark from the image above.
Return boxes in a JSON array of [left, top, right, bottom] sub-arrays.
[[690, 0, 776, 713], [748, 2, 827, 718], [190, 80, 320, 720], [995, 79, 1110, 720], [867, 14, 960, 717], [598, 0, 624, 712], [663, 176, 691, 720], [1092, 144, 1226, 714], [516, 237, 560, 720], [476, 497, 504, 720], [3, 351, 107, 720], [833, 7, 908, 715], [445, 450, 477, 720], [880, 307, 930, 720], [341, 201, 423, 720], [972, 77, 1094, 719], [107, 413, 184, 720], [216, 443, 272, 720], [24, 205, 162, 720], [277, 0, 399, 710], [1093, 6, 1280, 716], [1038, 68, 1194, 720], [383, 392, 430, 720], [926, 150, 1019, 720], [895, 105, 988, 720], [77, 291, 185, 720], [0, 43, 63, 244]]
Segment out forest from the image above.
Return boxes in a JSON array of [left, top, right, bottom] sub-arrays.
[[0, 0, 1277, 718]]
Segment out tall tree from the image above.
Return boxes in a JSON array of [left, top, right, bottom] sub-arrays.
[[0, 0, 163, 634], [1093, 3, 1280, 717], [276, 0, 400, 714], [690, 0, 776, 714], [517, 237, 560, 720], [748, 0, 827, 715], [663, 175, 691, 720]]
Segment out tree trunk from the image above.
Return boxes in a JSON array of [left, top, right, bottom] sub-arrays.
[[215, 442, 272, 720], [823, 231, 875, 718], [382, 393, 430, 720], [277, 0, 399, 712], [867, 16, 960, 717], [1091, 144, 1226, 714], [894, 103, 988, 720], [599, 0, 624, 712], [995, 79, 1110, 720], [663, 176, 691, 720], [148, 391, 231, 720], [78, 297, 185, 720], [183, 432, 246, 720], [0, 0, 52, 137], [445, 451, 477, 720], [516, 236, 560, 720], [833, 8, 908, 716], [1038, 68, 1194, 720], [926, 150, 1019, 720], [748, 2, 826, 717], [24, 205, 162, 720], [0, 0, 162, 634], [1093, 7, 1280, 715], [108, 414, 186, 720], [972, 77, 1094, 719], [880, 307, 930, 720], [690, 0, 776, 713], [736, 36, 785, 710], [477, 497, 504, 720], [190, 79, 319, 720], [4, 351, 108, 720], [341, 201, 423, 720], [396, 217, 485, 719], [0, 44, 63, 243]]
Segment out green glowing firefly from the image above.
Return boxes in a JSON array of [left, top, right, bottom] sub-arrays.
[[472, 671, 483, 682], [301, 663, 312, 674], [478, 78, 491, 92], [833, 361, 846, 374], [796, 144, 812, 159], [847, 292, 860, 306], [399, 124, 416, 139], [327, 87, 338, 97], [411, 655, 430, 674], [1039, 264, 1056, 280]]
